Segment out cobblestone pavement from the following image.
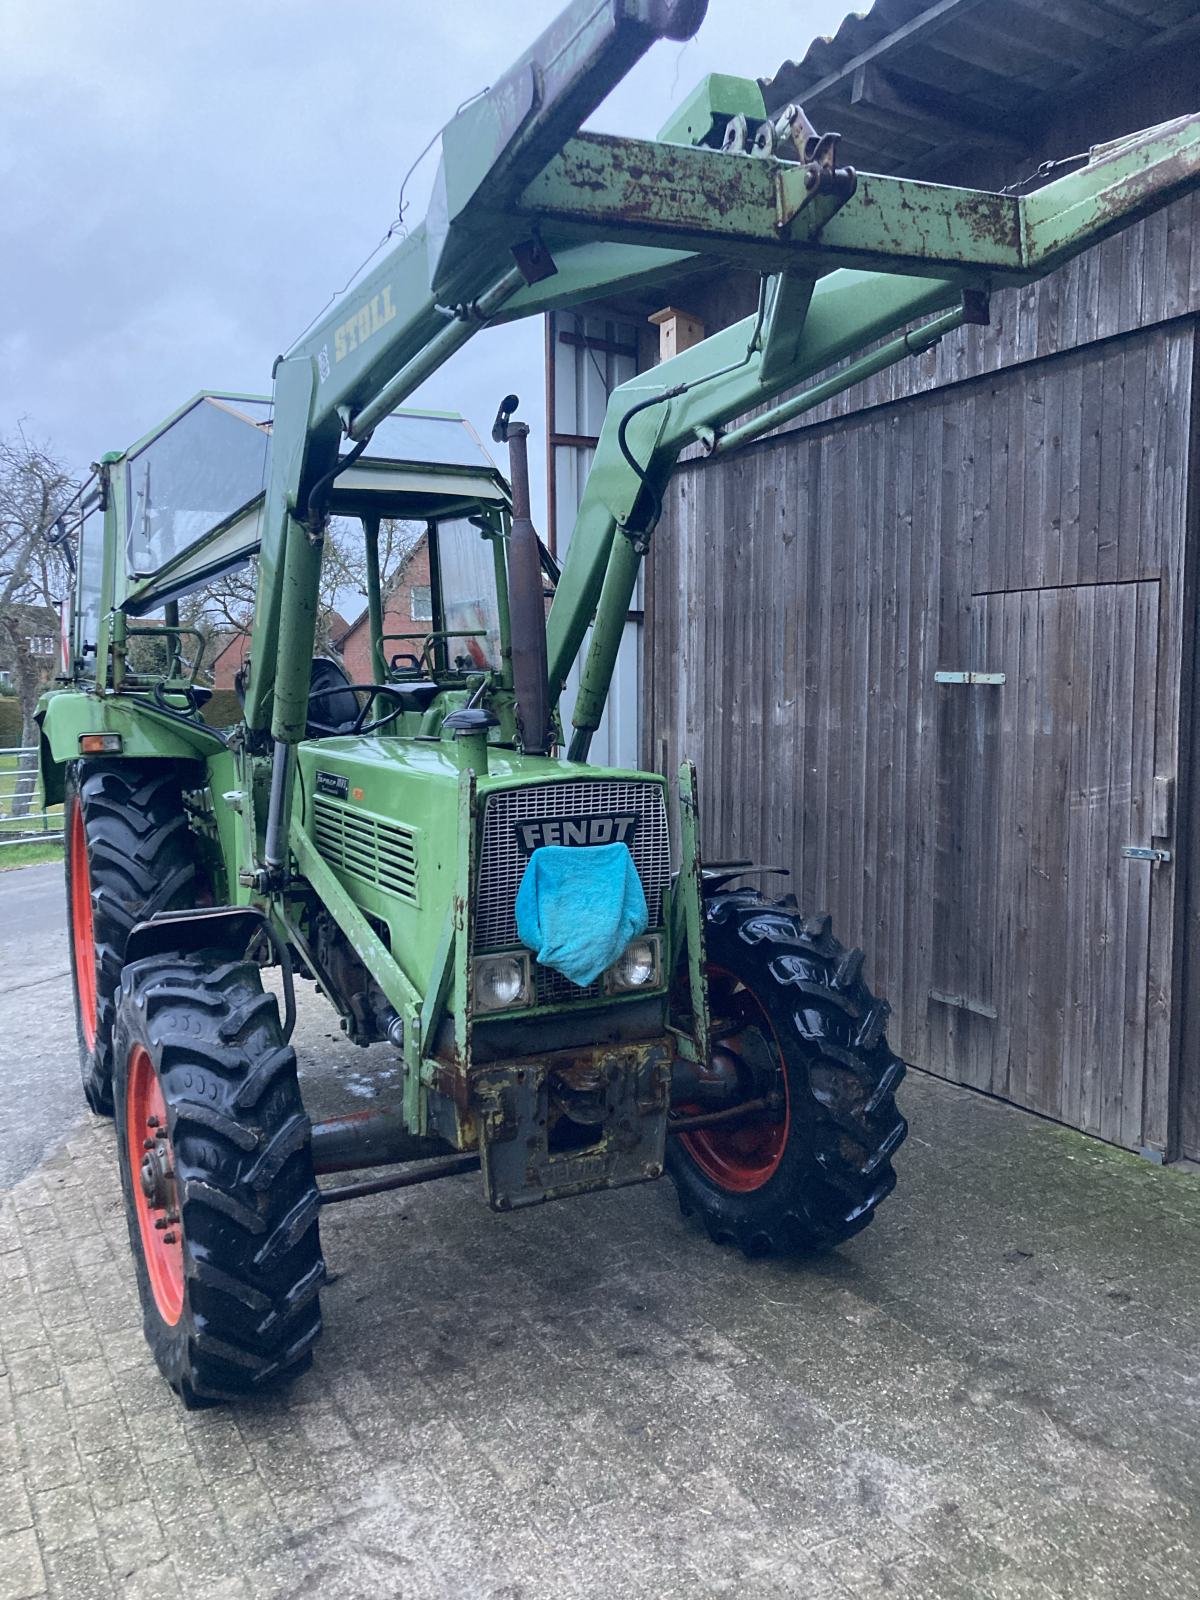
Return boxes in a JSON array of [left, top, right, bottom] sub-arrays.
[[2, 876, 1199, 1597]]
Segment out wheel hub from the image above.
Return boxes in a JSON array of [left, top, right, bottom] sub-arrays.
[[139, 1124, 176, 1213], [675, 968, 791, 1192], [126, 1050, 185, 1323]]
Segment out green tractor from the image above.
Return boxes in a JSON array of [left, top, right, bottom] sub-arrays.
[[39, 0, 1200, 1403]]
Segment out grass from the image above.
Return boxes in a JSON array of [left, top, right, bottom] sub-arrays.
[[0, 840, 63, 871]]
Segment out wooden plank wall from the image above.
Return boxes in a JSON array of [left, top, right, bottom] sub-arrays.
[[645, 318, 1197, 1154]]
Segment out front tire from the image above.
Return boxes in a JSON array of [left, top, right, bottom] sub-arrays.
[[666, 891, 908, 1256], [65, 761, 197, 1115], [114, 951, 325, 1405]]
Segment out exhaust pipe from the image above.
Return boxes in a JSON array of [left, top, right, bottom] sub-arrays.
[[493, 395, 552, 755]]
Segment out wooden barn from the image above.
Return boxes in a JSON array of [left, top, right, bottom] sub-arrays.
[[546, 0, 1200, 1162]]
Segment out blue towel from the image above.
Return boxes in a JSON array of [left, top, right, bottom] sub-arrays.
[[515, 843, 648, 987]]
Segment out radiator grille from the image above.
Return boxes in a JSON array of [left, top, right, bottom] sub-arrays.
[[475, 779, 670, 953], [536, 964, 602, 1007], [313, 797, 418, 903]]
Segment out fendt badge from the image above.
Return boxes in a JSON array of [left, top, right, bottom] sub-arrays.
[[514, 814, 638, 853]]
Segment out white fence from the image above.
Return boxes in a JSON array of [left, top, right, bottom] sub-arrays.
[[0, 746, 63, 848]]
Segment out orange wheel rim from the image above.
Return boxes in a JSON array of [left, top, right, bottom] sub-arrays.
[[127, 1045, 184, 1324], [70, 801, 97, 1051], [679, 966, 790, 1194]]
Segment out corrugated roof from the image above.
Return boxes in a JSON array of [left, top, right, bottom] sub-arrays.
[[759, 0, 1200, 177]]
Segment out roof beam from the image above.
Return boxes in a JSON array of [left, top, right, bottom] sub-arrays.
[[769, 0, 994, 108], [850, 63, 1031, 159]]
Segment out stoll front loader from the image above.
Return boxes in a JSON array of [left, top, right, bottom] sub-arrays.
[[38, 0, 1200, 1403]]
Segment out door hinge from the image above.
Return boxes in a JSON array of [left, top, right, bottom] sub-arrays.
[[1122, 845, 1171, 863], [935, 671, 1006, 685]]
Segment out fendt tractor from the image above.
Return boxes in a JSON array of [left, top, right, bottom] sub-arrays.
[[38, 0, 1200, 1403]]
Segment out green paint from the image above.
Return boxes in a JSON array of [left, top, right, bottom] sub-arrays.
[[656, 73, 765, 148], [676, 760, 709, 1066], [38, 1, 1200, 1192]]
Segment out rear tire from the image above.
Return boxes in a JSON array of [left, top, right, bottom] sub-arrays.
[[114, 951, 325, 1405], [64, 761, 197, 1115], [666, 891, 908, 1256]]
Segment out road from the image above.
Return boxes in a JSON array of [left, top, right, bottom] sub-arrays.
[[1, 862, 1199, 1600], [0, 863, 85, 1190]]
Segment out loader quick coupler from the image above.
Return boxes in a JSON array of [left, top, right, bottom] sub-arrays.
[[470, 1040, 674, 1211]]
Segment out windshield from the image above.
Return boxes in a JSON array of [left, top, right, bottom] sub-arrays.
[[126, 397, 270, 576], [436, 518, 502, 673]]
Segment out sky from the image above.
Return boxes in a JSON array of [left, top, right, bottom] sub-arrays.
[[0, 0, 847, 531]]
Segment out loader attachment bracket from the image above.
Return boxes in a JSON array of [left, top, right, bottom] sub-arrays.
[[472, 1040, 673, 1211]]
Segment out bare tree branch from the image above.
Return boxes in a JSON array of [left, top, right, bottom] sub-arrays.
[[0, 427, 79, 814]]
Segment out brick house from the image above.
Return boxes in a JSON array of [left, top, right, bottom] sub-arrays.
[[211, 631, 251, 691], [338, 533, 431, 682]]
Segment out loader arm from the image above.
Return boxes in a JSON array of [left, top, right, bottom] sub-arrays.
[[545, 113, 1200, 754], [244, 0, 711, 738], [242, 0, 1200, 767]]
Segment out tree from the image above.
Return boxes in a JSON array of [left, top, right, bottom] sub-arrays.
[[0, 429, 77, 816], [177, 516, 422, 679]]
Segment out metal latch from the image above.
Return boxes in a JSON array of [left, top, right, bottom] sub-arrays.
[[935, 671, 1006, 685], [1122, 846, 1171, 863]]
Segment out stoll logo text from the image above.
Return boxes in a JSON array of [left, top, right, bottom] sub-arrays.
[[514, 815, 638, 853]]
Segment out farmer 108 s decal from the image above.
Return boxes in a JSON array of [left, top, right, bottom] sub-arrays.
[[38, 0, 1200, 1402]]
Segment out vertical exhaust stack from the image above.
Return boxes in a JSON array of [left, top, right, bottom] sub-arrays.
[[493, 395, 551, 756]]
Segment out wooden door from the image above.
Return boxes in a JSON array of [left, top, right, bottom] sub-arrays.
[[932, 580, 1160, 1149]]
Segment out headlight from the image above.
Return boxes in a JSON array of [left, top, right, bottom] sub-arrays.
[[474, 951, 533, 1013], [604, 935, 662, 994]]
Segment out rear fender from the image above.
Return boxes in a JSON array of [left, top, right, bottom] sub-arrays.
[[39, 689, 225, 765]]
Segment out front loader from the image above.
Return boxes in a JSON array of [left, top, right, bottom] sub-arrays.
[[39, 0, 1200, 1403]]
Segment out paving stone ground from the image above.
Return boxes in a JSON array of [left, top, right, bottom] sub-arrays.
[[2, 866, 1199, 1599]]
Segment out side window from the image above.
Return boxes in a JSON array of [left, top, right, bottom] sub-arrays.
[[435, 519, 502, 673], [75, 503, 104, 678]]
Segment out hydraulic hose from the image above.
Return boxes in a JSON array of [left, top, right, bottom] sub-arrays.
[[305, 433, 373, 534], [569, 280, 770, 760], [613, 275, 769, 548]]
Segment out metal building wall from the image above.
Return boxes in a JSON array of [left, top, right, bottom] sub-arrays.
[[546, 309, 644, 771], [644, 200, 1200, 1159]]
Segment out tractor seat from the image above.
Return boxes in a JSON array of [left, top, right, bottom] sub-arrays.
[[307, 657, 360, 737], [390, 681, 441, 712]]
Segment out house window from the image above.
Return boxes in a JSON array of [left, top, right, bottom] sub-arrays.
[[411, 586, 433, 622]]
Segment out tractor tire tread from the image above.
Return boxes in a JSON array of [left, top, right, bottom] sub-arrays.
[[113, 953, 324, 1404], [66, 761, 198, 1116], [666, 889, 907, 1258]]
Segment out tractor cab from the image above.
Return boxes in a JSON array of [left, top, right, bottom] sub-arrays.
[[68, 392, 527, 747]]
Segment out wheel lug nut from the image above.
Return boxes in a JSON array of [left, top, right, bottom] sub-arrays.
[[154, 1218, 167, 1231], [146, 1115, 159, 1128], [143, 1139, 154, 1150], [162, 1232, 177, 1244]]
